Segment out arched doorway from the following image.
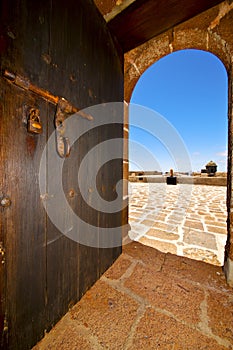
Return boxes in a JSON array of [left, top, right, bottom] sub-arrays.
[[128, 49, 228, 266]]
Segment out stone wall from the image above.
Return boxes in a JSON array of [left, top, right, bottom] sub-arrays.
[[129, 175, 227, 186], [124, 0, 233, 286]]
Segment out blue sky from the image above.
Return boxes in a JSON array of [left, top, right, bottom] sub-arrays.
[[129, 49, 228, 172]]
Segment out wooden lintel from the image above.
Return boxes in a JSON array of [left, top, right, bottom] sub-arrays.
[[108, 0, 223, 52]]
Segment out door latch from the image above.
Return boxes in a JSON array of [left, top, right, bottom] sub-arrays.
[[3, 69, 93, 157], [55, 98, 73, 158]]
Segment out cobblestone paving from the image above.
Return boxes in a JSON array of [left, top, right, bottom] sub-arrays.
[[128, 183, 227, 266]]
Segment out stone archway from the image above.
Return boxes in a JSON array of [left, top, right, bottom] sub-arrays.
[[124, 2, 233, 286]]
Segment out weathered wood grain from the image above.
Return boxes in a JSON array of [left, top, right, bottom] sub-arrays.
[[0, 0, 124, 348]]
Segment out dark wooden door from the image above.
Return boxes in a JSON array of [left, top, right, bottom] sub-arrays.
[[0, 0, 124, 349], [0, 74, 48, 349]]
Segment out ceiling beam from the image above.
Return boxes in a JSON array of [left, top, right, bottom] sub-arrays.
[[107, 0, 223, 52]]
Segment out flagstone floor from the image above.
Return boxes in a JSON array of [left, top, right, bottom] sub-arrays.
[[128, 183, 227, 266], [33, 183, 232, 350], [33, 241, 233, 350]]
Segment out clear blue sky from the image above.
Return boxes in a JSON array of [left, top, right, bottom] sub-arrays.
[[129, 49, 228, 172]]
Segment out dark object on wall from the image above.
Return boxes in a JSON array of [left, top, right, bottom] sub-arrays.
[[166, 168, 177, 185], [206, 160, 217, 176], [0, 0, 123, 349], [166, 176, 177, 185]]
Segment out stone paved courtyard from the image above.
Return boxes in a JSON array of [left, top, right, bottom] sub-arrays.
[[128, 183, 227, 266]]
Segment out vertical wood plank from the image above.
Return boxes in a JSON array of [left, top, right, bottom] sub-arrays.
[[0, 1, 50, 348], [0, 81, 47, 350], [45, 102, 79, 329]]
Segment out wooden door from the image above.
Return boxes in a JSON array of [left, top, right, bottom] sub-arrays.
[[0, 0, 124, 348]]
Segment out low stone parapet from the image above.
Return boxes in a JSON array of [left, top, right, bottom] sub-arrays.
[[128, 176, 227, 186]]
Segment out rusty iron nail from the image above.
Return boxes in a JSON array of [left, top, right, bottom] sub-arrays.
[[68, 189, 75, 198], [0, 196, 12, 208]]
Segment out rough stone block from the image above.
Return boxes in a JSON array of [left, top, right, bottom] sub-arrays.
[[224, 257, 233, 287], [139, 236, 177, 254], [129, 308, 227, 350], [183, 228, 217, 250], [70, 280, 139, 349], [124, 264, 204, 325]]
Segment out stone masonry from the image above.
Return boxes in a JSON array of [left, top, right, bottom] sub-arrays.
[[124, 1, 233, 286]]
